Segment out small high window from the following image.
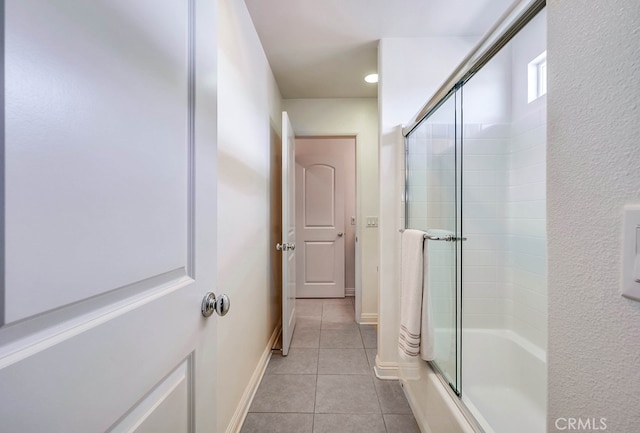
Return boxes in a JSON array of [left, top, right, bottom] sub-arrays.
[[528, 51, 547, 102]]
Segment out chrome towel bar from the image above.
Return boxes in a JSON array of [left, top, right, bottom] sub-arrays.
[[424, 233, 467, 242], [399, 228, 467, 242]]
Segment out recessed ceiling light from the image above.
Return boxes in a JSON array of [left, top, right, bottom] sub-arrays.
[[364, 73, 378, 84]]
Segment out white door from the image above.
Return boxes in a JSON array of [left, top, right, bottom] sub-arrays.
[[279, 112, 296, 356], [296, 155, 345, 298], [0, 1, 220, 432]]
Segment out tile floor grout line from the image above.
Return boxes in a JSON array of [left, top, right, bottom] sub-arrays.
[[240, 298, 419, 432], [311, 303, 324, 432]]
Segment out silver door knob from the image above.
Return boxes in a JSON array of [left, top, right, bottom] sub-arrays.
[[276, 243, 288, 251], [201, 292, 231, 317], [337, 232, 344, 237]]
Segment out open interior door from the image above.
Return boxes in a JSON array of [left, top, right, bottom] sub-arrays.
[[0, 1, 220, 431], [278, 112, 297, 356]]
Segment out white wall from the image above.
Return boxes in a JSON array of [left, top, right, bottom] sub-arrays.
[[377, 37, 476, 376], [547, 1, 640, 431], [217, 0, 282, 431], [283, 98, 379, 323]]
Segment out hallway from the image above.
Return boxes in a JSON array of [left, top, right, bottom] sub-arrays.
[[240, 298, 420, 433]]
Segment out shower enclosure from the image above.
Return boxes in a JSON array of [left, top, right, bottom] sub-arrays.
[[401, 3, 547, 433]]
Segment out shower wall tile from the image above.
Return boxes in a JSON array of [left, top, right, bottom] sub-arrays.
[[463, 218, 509, 235], [408, 202, 428, 221], [464, 170, 502, 186], [407, 139, 428, 155], [463, 251, 498, 267], [406, 114, 547, 350], [408, 155, 428, 171], [431, 124, 449, 139], [513, 286, 546, 313], [463, 138, 509, 155], [464, 233, 508, 251], [464, 154, 509, 171], [464, 266, 501, 284], [509, 108, 547, 351], [460, 114, 547, 354], [463, 298, 512, 315], [427, 171, 455, 187], [509, 200, 546, 219], [463, 202, 503, 219], [407, 170, 428, 187], [463, 313, 508, 329], [463, 186, 508, 203], [510, 220, 546, 238], [512, 241, 545, 262], [510, 109, 545, 137], [509, 182, 546, 201], [512, 268, 547, 295], [513, 313, 547, 350], [465, 123, 510, 140], [463, 282, 510, 298]]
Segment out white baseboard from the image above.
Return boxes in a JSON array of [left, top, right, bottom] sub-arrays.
[[374, 354, 399, 380], [225, 322, 281, 433], [358, 312, 378, 325], [345, 287, 355, 297]]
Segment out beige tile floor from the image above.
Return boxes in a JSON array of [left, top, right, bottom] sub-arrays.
[[240, 298, 420, 433]]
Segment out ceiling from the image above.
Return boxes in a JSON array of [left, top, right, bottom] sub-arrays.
[[244, 0, 514, 99]]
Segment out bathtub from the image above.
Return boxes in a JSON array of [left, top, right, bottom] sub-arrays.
[[399, 329, 546, 433]]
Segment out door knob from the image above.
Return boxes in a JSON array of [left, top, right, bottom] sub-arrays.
[[201, 292, 231, 317], [276, 243, 288, 251], [337, 232, 344, 237]]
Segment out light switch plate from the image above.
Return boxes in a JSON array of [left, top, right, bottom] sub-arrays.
[[622, 204, 640, 301]]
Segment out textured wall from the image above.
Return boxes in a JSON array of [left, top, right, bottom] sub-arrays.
[[547, 1, 640, 431]]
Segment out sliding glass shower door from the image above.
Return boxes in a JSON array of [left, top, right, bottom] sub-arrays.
[[403, 4, 547, 432], [405, 90, 462, 393]]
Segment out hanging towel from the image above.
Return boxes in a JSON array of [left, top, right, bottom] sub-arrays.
[[420, 242, 434, 361], [399, 229, 426, 359]]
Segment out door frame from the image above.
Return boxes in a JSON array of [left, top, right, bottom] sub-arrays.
[[294, 136, 358, 308]]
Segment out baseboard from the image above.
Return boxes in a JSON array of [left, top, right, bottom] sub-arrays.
[[345, 287, 355, 297], [358, 312, 378, 325], [374, 354, 399, 380], [225, 322, 281, 433]]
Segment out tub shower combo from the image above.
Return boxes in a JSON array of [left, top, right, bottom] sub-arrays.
[[400, 1, 547, 432]]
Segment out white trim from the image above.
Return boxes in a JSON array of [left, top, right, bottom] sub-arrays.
[[400, 364, 479, 433], [345, 287, 355, 297], [358, 312, 378, 325], [374, 355, 398, 380], [528, 50, 547, 102], [225, 323, 281, 433], [401, 381, 434, 433]]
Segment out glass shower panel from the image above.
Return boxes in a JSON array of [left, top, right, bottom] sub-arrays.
[[460, 9, 547, 433], [406, 91, 461, 392]]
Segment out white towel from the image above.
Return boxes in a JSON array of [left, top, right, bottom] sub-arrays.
[[399, 229, 425, 359], [420, 243, 434, 361], [399, 229, 435, 361]]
